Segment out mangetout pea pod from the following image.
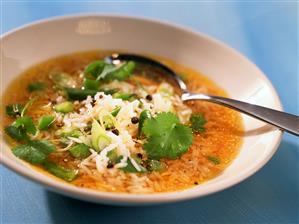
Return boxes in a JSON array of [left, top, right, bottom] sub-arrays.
[[138, 110, 152, 136]]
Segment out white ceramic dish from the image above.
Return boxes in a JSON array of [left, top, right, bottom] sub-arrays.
[[0, 14, 283, 205]]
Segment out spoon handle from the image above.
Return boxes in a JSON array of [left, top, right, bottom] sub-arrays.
[[182, 93, 299, 136]]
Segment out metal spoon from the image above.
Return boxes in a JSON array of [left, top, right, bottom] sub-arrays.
[[105, 54, 299, 136]]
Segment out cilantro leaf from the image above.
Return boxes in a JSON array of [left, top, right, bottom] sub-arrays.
[[6, 104, 24, 117], [5, 125, 29, 141], [13, 116, 37, 135], [143, 112, 193, 160], [190, 113, 206, 133], [12, 140, 55, 164]]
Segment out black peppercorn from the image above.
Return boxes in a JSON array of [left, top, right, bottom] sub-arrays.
[[145, 94, 152, 101], [107, 163, 114, 168], [112, 129, 119, 136], [137, 153, 143, 159], [131, 117, 139, 124]]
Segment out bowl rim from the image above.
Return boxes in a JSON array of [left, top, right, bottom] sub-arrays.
[[0, 13, 283, 205]]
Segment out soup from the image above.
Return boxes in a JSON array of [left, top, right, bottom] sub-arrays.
[[2, 51, 243, 193]]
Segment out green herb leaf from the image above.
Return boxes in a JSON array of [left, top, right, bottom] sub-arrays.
[[43, 161, 78, 182], [207, 156, 221, 165], [5, 125, 29, 141], [14, 116, 37, 135], [69, 143, 91, 159], [28, 82, 46, 92], [111, 61, 136, 80], [84, 61, 106, 78], [12, 140, 55, 164], [38, 115, 55, 130], [190, 113, 206, 133], [6, 104, 24, 117], [143, 112, 193, 160]]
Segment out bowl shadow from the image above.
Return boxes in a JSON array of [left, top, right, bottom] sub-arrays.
[[46, 140, 298, 224]]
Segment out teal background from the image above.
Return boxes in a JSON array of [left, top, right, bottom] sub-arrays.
[[1, 1, 298, 224]]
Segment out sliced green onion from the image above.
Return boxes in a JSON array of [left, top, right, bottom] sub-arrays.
[[83, 78, 100, 90], [43, 161, 78, 182], [138, 110, 152, 136], [28, 82, 46, 92], [38, 115, 55, 130], [54, 101, 73, 113], [111, 106, 121, 117]]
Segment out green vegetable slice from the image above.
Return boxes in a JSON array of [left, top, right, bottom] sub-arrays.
[[91, 120, 111, 152], [38, 115, 55, 130], [6, 104, 24, 117], [113, 92, 137, 101], [207, 156, 221, 165], [65, 88, 98, 100], [28, 82, 46, 92], [111, 106, 121, 117], [83, 78, 100, 90], [43, 161, 78, 182], [143, 112, 193, 160], [190, 113, 206, 133], [54, 101, 73, 113], [13, 116, 37, 135], [69, 143, 91, 159], [145, 159, 165, 172], [138, 110, 152, 136], [121, 157, 147, 173]]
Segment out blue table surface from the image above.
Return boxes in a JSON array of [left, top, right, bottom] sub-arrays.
[[1, 2, 298, 224]]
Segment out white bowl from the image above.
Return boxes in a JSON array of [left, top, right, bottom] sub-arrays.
[[0, 14, 283, 205]]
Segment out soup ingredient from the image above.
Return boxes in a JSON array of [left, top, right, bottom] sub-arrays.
[[14, 116, 37, 135], [43, 161, 78, 182], [84, 78, 100, 90], [145, 159, 164, 171], [111, 106, 121, 117], [143, 112, 193, 160], [91, 120, 111, 152], [5, 125, 28, 141], [190, 113, 206, 133], [84, 60, 136, 81], [138, 109, 152, 136], [6, 104, 24, 117], [69, 143, 91, 159], [54, 101, 73, 113], [121, 157, 147, 173], [207, 156, 221, 165], [51, 72, 76, 88], [38, 115, 55, 130], [12, 140, 55, 164], [28, 82, 46, 92]]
